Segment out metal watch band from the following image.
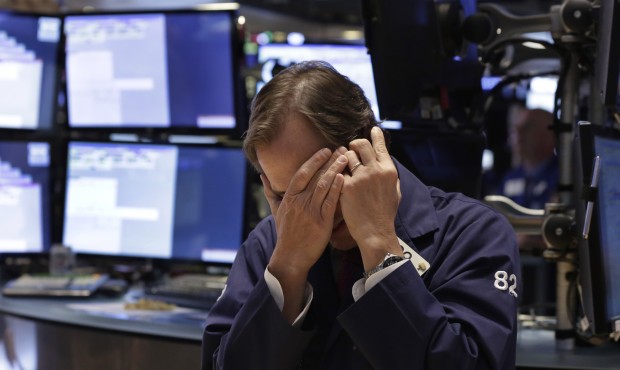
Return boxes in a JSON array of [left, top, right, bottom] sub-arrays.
[[363, 253, 406, 279]]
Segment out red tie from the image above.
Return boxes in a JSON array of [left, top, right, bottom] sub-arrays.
[[337, 248, 364, 304]]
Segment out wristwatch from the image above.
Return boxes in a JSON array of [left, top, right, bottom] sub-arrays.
[[363, 253, 406, 279]]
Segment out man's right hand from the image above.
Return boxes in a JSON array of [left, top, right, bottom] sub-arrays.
[[263, 147, 348, 275], [261, 147, 348, 323]]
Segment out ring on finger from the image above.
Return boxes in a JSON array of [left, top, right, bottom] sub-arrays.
[[350, 161, 363, 174]]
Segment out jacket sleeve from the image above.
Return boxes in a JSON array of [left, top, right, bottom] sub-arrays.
[[201, 218, 315, 370], [339, 205, 520, 370]]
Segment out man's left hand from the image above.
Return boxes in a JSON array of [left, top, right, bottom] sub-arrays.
[[340, 126, 403, 271]]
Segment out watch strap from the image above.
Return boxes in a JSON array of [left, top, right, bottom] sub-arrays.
[[363, 253, 406, 279]]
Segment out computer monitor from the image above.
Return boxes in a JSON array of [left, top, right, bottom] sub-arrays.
[[594, 0, 620, 108], [0, 11, 61, 130], [257, 42, 401, 128], [576, 122, 620, 337], [62, 141, 248, 264], [0, 140, 52, 252], [63, 8, 242, 134], [362, 0, 483, 127], [389, 129, 486, 198]]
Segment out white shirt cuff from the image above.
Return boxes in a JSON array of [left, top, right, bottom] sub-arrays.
[[351, 259, 407, 301], [264, 267, 313, 328]]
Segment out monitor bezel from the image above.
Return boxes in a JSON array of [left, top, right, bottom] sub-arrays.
[[0, 9, 63, 133], [60, 7, 247, 139], [59, 138, 254, 267]]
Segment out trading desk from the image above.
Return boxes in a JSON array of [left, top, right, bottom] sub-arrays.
[[516, 328, 620, 369], [0, 291, 618, 369], [0, 290, 205, 370]]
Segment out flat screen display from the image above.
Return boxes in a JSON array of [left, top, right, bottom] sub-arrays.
[[257, 43, 400, 128], [64, 10, 239, 131], [0, 11, 61, 130], [62, 141, 247, 263], [0, 141, 51, 252], [576, 123, 620, 335], [593, 135, 620, 321]]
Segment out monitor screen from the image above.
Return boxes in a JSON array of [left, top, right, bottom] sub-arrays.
[[0, 11, 61, 130], [577, 123, 620, 336], [592, 135, 620, 322], [389, 130, 485, 198], [0, 141, 51, 252], [62, 141, 248, 263], [257, 42, 400, 128], [63, 10, 240, 132]]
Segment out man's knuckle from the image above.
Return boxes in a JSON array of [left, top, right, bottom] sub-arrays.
[[315, 180, 328, 192]]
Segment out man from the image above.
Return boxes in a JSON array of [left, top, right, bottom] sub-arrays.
[[498, 105, 559, 252], [202, 61, 520, 369], [499, 106, 559, 210]]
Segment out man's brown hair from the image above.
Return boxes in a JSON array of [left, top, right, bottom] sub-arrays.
[[243, 61, 380, 172]]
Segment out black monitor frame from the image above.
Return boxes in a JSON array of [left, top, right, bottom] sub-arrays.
[[58, 138, 255, 267], [575, 122, 620, 337], [60, 7, 247, 139], [361, 0, 483, 127], [0, 9, 63, 133]]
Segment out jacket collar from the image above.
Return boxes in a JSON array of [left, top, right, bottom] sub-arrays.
[[392, 158, 439, 245]]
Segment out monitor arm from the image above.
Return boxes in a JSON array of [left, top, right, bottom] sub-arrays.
[[462, 0, 597, 58], [469, 0, 600, 350], [484, 195, 578, 254]]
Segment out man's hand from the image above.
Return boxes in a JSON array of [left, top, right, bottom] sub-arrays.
[[340, 127, 403, 271], [262, 147, 348, 322]]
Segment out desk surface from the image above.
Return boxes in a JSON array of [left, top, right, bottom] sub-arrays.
[[516, 328, 620, 369], [0, 289, 206, 341]]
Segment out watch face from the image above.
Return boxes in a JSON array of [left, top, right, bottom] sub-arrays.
[[383, 256, 405, 268]]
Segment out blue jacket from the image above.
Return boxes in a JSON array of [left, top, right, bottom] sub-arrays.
[[202, 159, 520, 370]]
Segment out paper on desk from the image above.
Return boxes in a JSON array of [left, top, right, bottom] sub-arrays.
[[66, 301, 201, 319]]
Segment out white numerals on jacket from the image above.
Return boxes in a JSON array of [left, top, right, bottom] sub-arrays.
[[494, 271, 518, 298]]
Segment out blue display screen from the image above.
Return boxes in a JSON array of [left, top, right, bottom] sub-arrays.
[[0, 141, 51, 252], [63, 141, 247, 263], [594, 136, 620, 320], [64, 11, 237, 130], [0, 12, 61, 130]]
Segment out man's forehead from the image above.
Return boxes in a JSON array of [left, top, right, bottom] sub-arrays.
[[257, 147, 313, 193], [259, 111, 331, 180]]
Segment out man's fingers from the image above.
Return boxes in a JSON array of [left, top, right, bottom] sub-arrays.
[[322, 173, 344, 217], [288, 148, 332, 194], [311, 154, 348, 209], [344, 150, 361, 174], [348, 138, 375, 165], [346, 127, 390, 168], [371, 126, 390, 162]]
